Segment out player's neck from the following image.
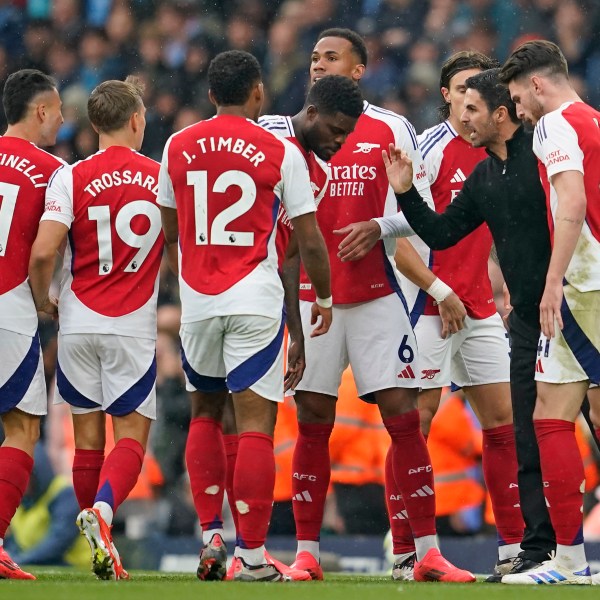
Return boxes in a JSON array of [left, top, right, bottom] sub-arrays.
[[98, 132, 137, 151], [447, 114, 470, 143], [543, 88, 582, 114], [4, 122, 43, 146], [216, 106, 257, 120], [290, 114, 308, 152]]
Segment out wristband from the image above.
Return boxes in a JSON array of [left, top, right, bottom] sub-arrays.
[[425, 278, 452, 305], [316, 295, 333, 308]]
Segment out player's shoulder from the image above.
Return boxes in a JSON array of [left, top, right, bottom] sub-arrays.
[[363, 102, 418, 149], [132, 150, 160, 171], [418, 121, 456, 159], [258, 114, 295, 138]]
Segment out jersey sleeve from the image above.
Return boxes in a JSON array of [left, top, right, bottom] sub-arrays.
[[40, 165, 74, 228], [393, 116, 434, 202], [157, 136, 176, 209], [417, 131, 442, 186], [534, 111, 584, 179], [277, 139, 316, 220]]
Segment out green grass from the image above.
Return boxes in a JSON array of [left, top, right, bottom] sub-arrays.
[[1, 569, 597, 600]]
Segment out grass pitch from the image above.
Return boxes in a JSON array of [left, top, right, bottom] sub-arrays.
[[1, 569, 598, 600]]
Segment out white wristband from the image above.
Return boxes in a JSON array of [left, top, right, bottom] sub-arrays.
[[316, 295, 333, 308], [425, 278, 453, 304]]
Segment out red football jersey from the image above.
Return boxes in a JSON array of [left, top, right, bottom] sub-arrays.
[[416, 121, 495, 319], [259, 115, 329, 268], [0, 136, 63, 335], [534, 101, 600, 291], [42, 146, 163, 338], [298, 102, 432, 304], [158, 114, 316, 322]]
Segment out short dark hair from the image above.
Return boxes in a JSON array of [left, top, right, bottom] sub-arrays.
[[465, 68, 519, 124], [208, 50, 261, 106], [305, 75, 363, 119], [499, 40, 568, 84], [3, 69, 57, 125], [438, 51, 499, 120], [88, 76, 145, 133], [317, 28, 368, 67]]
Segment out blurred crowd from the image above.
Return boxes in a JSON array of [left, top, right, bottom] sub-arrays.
[[3, 0, 600, 552], [1, 0, 600, 159]]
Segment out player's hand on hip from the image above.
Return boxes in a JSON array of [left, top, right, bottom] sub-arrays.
[[540, 279, 564, 339], [438, 292, 466, 339], [284, 337, 306, 391], [310, 303, 332, 337], [334, 220, 380, 262], [382, 143, 413, 194], [38, 296, 58, 319]]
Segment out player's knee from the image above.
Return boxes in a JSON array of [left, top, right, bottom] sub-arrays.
[[296, 395, 336, 424]]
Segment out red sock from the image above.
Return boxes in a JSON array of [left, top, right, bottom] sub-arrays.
[[385, 446, 415, 554], [234, 432, 275, 549], [186, 417, 225, 532], [95, 438, 144, 514], [223, 433, 240, 534], [0, 447, 33, 538], [482, 425, 524, 545], [384, 411, 436, 539], [292, 422, 333, 541], [535, 419, 584, 545], [72, 449, 104, 510]]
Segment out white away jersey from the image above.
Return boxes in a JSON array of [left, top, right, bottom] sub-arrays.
[[157, 114, 316, 322], [534, 102, 600, 292], [41, 146, 164, 339], [0, 137, 64, 335]]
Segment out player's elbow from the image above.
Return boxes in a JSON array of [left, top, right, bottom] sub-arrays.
[[28, 242, 56, 273]]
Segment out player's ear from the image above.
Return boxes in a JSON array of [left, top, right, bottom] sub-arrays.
[[351, 63, 365, 82], [494, 105, 508, 124], [306, 104, 318, 122], [440, 86, 451, 104], [208, 89, 217, 107]]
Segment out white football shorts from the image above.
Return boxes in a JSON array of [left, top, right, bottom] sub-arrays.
[[296, 293, 420, 400], [0, 329, 47, 416], [413, 313, 510, 389], [535, 286, 600, 385], [180, 312, 285, 403], [55, 333, 157, 419]]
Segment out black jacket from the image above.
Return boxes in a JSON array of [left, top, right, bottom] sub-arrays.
[[396, 125, 551, 326]]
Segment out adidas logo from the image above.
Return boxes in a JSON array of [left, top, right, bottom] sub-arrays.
[[293, 491, 313, 502], [450, 168, 466, 183], [535, 359, 544, 373], [410, 485, 434, 498], [392, 510, 408, 520], [398, 365, 415, 379]]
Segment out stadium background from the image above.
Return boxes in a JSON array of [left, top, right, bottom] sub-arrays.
[[2, 0, 600, 573]]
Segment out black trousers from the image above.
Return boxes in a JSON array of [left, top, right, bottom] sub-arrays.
[[507, 310, 556, 562]]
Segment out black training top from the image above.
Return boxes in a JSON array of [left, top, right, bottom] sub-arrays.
[[396, 125, 551, 326]]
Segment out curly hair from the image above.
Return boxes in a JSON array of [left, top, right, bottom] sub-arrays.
[[305, 75, 363, 119]]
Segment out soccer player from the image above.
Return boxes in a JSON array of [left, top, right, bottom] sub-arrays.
[[28, 77, 163, 581], [286, 28, 474, 583], [379, 52, 524, 582], [221, 74, 363, 580], [498, 40, 600, 586], [158, 50, 332, 582], [0, 69, 63, 581]]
